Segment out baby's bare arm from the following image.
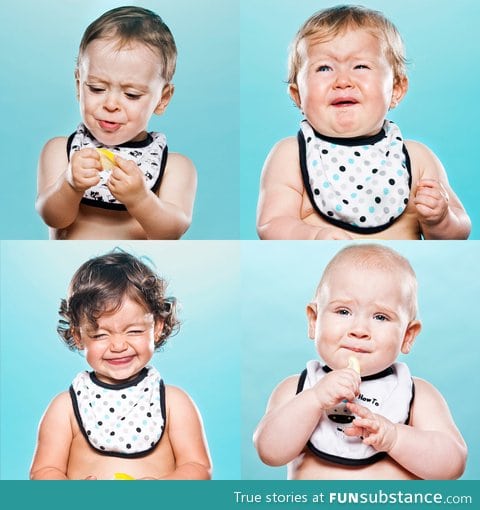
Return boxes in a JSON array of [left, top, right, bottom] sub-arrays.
[[347, 378, 466, 479], [153, 386, 211, 480], [30, 392, 75, 480], [121, 153, 196, 240], [36, 138, 101, 228], [407, 141, 471, 239], [256, 138, 353, 240], [254, 369, 360, 466], [390, 378, 466, 479]]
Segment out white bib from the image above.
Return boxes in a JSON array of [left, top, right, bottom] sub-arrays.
[[67, 123, 168, 210], [297, 360, 414, 465], [70, 366, 166, 457], [298, 119, 411, 233]]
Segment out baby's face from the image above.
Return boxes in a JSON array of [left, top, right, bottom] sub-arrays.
[[290, 28, 404, 138], [308, 263, 418, 376], [75, 297, 163, 385], [76, 38, 169, 145]]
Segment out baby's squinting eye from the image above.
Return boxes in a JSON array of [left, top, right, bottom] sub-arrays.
[[373, 314, 389, 322], [316, 65, 332, 72], [125, 93, 142, 100], [86, 85, 105, 94], [91, 333, 108, 340], [354, 64, 370, 70], [336, 309, 351, 316]]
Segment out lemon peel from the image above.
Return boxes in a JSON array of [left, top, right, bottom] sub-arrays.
[[113, 472, 135, 480], [347, 355, 360, 375], [96, 148, 116, 170]]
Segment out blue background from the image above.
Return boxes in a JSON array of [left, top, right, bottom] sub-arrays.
[[241, 241, 480, 479], [240, 0, 480, 239], [0, 0, 239, 240], [0, 241, 241, 479]]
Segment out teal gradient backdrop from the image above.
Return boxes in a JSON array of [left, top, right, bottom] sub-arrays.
[[241, 241, 479, 479], [0, 241, 240, 479], [241, 0, 480, 239], [0, 0, 239, 240]]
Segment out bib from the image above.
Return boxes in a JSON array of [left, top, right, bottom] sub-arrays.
[[70, 366, 166, 458], [298, 120, 411, 233], [296, 360, 414, 466], [67, 123, 168, 210]]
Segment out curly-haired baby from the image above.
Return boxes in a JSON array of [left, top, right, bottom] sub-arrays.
[[30, 250, 211, 480]]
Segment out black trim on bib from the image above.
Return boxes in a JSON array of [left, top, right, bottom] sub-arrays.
[[69, 371, 166, 459], [295, 364, 415, 466], [298, 130, 412, 234]]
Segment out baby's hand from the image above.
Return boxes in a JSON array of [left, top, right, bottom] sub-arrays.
[[344, 402, 397, 453], [314, 227, 354, 240], [107, 156, 149, 208], [67, 149, 102, 193], [312, 367, 361, 410], [413, 179, 449, 225]]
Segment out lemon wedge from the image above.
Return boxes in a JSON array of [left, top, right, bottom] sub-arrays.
[[347, 356, 360, 374], [113, 472, 135, 480], [96, 148, 116, 170]]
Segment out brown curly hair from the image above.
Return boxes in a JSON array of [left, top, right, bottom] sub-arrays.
[[57, 249, 179, 350]]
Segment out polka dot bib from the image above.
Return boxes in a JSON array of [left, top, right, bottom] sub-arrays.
[[70, 366, 165, 458], [298, 119, 411, 233], [67, 123, 168, 211], [297, 361, 413, 466]]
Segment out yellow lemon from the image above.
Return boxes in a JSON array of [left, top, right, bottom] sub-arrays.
[[96, 148, 116, 170], [348, 356, 360, 375], [113, 472, 135, 480]]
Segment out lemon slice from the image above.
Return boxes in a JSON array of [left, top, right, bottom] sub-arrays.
[[96, 148, 116, 170], [348, 356, 360, 374], [113, 472, 135, 480]]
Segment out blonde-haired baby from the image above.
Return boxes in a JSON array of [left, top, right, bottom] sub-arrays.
[[257, 5, 470, 240], [254, 244, 467, 479]]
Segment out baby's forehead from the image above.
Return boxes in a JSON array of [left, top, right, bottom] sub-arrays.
[[300, 25, 384, 53], [316, 257, 412, 295]]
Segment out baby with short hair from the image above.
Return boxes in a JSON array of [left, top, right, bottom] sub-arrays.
[[254, 244, 467, 479], [30, 250, 211, 480], [257, 5, 470, 240], [36, 7, 196, 240]]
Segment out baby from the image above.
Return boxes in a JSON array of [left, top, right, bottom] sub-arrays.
[[36, 7, 197, 240], [256, 5, 470, 240], [30, 250, 211, 480], [254, 244, 467, 479]]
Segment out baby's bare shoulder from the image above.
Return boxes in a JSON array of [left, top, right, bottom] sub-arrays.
[[267, 374, 302, 408], [404, 140, 446, 181], [41, 136, 68, 156], [165, 152, 196, 175], [164, 384, 198, 410]]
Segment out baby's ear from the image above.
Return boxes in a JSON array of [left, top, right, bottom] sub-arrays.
[[154, 84, 175, 115], [288, 83, 302, 110], [401, 320, 421, 354], [390, 75, 409, 109], [72, 328, 84, 350], [306, 302, 318, 340], [74, 68, 80, 101], [154, 320, 165, 344]]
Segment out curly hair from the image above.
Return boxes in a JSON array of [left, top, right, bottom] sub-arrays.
[[57, 249, 179, 350]]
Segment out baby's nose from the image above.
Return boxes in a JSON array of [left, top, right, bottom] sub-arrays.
[[110, 335, 128, 350]]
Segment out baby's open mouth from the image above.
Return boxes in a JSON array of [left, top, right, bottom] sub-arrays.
[[331, 98, 359, 107]]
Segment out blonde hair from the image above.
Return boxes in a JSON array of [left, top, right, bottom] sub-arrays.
[[287, 5, 407, 86], [77, 6, 177, 82], [315, 244, 418, 320]]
